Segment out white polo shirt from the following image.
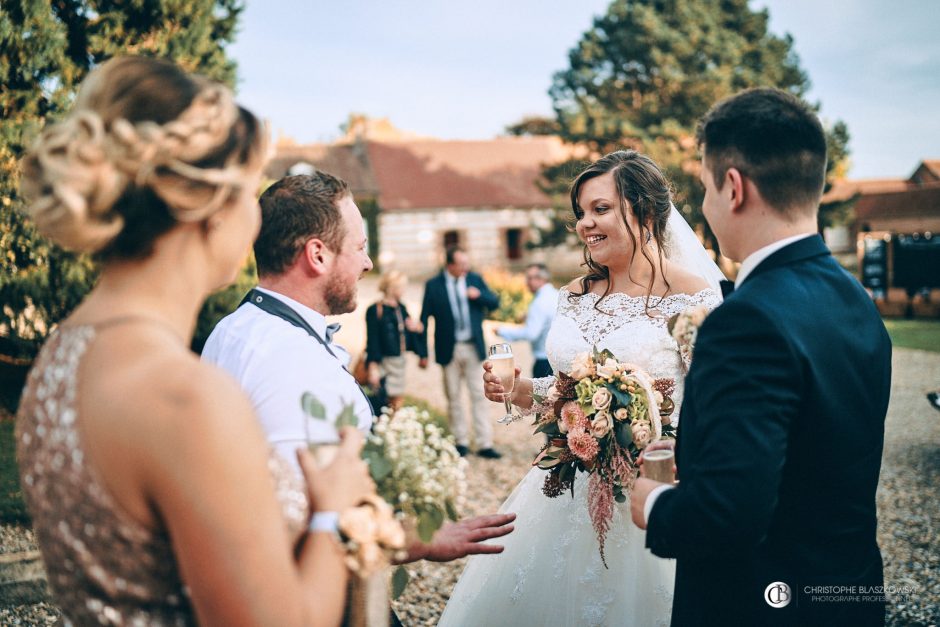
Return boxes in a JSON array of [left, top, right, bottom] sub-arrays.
[[202, 287, 373, 477]]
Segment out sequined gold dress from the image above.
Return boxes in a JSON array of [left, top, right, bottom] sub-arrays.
[[16, 325, 309, 626]]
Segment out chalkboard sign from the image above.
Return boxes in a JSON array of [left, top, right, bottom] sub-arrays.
[[894, 233, 940, 295], [860, 237, 888, 294]]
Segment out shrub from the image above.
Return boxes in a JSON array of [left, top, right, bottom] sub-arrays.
[[483, 268, 531, 324]]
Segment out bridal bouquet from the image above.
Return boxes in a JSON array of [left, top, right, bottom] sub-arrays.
[[531, 349, 676, 564]]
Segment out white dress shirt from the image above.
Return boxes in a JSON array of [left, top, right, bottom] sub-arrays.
[[202, 287, 373, 477], [497, 283, 559, 360], [445, 273, 473, 343], [644, 232, 817, 525]]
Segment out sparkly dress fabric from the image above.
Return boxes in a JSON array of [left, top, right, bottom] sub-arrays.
[[439, 288, 721, 627], [16, 325, 309, 626]]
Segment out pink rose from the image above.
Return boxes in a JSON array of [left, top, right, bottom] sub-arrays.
[[631, 421, 652, 449], [590, 411, 612, 437], [592, 387, 612, 411]]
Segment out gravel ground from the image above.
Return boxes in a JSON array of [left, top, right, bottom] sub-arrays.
[[2, 279, 938, 626]]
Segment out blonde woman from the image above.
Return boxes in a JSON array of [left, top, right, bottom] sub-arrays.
[[364, 270, 425, 410], [16, 57, 373, 626]]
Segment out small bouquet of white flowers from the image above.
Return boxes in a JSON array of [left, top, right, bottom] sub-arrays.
[[363, 405, 467, 596], [301, 395, 466, 598]]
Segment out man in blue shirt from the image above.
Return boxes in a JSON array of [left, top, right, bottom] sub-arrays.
[[496, 263, 558, 378]]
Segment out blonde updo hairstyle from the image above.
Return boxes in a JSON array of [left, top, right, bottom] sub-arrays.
[[20, 56, 268, 260], [379, 270, 407, 298]]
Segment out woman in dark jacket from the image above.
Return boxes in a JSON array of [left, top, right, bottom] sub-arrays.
[[365, 271, 424, 410]]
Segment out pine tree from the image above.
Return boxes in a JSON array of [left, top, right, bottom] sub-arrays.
[[534, 0, 849, 248], [0, 0, 243, 359]]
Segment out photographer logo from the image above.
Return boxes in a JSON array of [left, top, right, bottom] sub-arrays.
[[765, 582, 792, 608]]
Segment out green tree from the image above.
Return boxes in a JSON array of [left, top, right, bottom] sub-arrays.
[[0, 0, 244, 361], [534, 0, 849, 250]]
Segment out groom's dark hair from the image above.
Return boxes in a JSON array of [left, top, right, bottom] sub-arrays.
[[697, 88, 827, 216]]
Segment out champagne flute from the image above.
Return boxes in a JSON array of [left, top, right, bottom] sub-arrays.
[[488, 343, 517, 425]]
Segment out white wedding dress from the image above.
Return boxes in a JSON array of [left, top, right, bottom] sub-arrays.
[[439, 287, 721, 627]]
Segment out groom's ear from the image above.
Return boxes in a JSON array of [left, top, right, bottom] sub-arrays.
[[725, 167, 746, 212]]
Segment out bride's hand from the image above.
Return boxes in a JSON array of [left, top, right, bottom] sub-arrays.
[[481, 360, 522, 404]]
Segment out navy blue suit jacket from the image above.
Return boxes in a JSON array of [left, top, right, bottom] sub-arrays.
[[418, 271, 499, 365], [646, 235, 891, 626]]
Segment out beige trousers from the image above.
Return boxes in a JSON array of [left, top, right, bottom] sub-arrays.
[[442, 342, 492, 449]]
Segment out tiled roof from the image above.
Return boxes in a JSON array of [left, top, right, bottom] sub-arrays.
[[854, 182, 940, 221], [265, 142, 380, 197]]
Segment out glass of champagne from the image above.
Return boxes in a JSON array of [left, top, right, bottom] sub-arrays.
[[488, 343, 517, 425], [643, 448, 676, 484]]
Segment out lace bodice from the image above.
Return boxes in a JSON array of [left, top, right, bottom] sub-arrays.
[[535, 288, 722, 416], [16, 325, 308, 626]]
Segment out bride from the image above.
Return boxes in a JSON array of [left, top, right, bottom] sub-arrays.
[[439, 151, 724, 626]]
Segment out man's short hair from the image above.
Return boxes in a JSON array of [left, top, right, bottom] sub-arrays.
[[526, 263, 550, 281], [445, 245, 465, 266], [254, 173, 350, 277], [697, 88, 827, 216]]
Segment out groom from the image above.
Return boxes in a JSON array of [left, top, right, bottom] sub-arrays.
[[631, 88, 891, 626]]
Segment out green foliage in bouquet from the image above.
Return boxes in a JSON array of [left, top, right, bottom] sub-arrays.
[[482, 268, 532, 324]]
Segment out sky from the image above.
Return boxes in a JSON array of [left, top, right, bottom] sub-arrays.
[[229, 0, 940, 180]]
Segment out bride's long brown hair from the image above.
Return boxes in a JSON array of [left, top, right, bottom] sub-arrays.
[[568, 150, 673, 314]]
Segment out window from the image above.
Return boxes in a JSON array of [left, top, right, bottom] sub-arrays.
[[506, 228, 523, 260], [443, 230, 461, 249]]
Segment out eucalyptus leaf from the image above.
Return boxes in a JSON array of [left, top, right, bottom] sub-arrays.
[[367, 455, 393, 481], [615, 493, 627, 503], [300, 392, 327, 420], [537, 457, 563, 470], [445, 500, 459, 521], [417, 507, 444, 542], [336, 402, 358, 428], [391, 565, 410, 599], [611, 386, 633, 408]]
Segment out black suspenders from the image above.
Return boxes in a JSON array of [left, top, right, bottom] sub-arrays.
[[240, 289, 373, 412]]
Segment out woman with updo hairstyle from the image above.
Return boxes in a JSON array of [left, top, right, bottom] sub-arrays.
[[16, 56, 373, 626], [364, 270, 425, 411]]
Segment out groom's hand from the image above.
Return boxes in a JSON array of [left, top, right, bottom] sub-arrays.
[[631, 477, 667, 530], [399, 513, 517, 563]]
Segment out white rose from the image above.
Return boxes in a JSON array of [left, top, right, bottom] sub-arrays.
[[592, 387, 612, 411], [569, 353, 595, 380], [614, 407, 629, 422], [596, 358, 619, 380], [591, 411, 612, 437]]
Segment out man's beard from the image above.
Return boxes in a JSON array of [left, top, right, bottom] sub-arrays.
[[325, 271, 357, 315]]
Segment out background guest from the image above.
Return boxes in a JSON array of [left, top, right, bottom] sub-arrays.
[[495, 263, 558, 378], [418, 246, 502, 458], [365, 270, 425, 411]]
